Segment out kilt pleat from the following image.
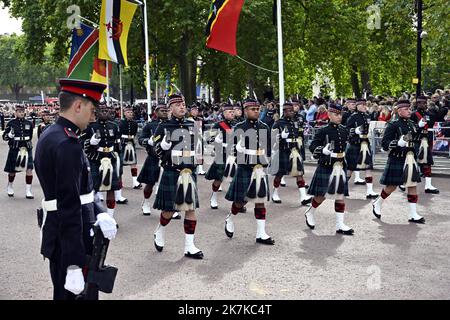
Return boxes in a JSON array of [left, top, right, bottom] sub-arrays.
[[205, 162, 225, 181], [380, 156, 418, 186], [4, 149, 34, 173], [137, 155, 161, 185], [153, 169, 199, 211], [307, 165, 349, 197], [225, 166, 253, 203]]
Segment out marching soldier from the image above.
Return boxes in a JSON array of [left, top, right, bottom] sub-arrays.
[[270, 102, 312, 206], [343, 98, 365, 185], [188, 104, 206, 175], [119, 105, 141, 189], [410, 95, 446, 194], [37, 109, 53, 139], [304, 103, 354, 235], [205, 104, 236, 209], [84, 104, 122, 217], [233, 104, 245, 123], [152, 94, 203, 259], [372, 100, 425, 223], [108, 106, 128, 204], [138, 103, 168, 215], [345, 99, 379, 199], [224, 99, 275, 245], [3, 105, 34, 199], [35, 79, 117, 300]]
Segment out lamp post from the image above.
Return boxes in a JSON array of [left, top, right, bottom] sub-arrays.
[[415, 0, 423, 97]]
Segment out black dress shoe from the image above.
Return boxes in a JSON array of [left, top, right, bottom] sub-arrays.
[[409, 217, 425, 224], [301, 197, 313, 206], [172, 212, 182, 220], [225, 223, 233, 238], [425, 188, 439, 194], [7, 194, 14, 197], [142, 212, 151, 216], [154, 237, 163, 252], [256, 237, 275, 245], [133, 184, 142, 190], [271, 198, 282, 204], [372, 203, 381, 220], [211, 205, 218, 209], [399, 185, 406, 192], [117, 199, 128, 204], [336, 229, 354, 235], [354, 181, 366, 185], [305, 216, 315, 230], [304, 184, 309, 189], [26, 195, 34, 199], [366, 194, 379, 199], [280, 182, 286, 187], [185, 251, 204, 259]]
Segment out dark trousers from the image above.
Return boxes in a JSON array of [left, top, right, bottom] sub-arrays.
[[49, 250, 98, 300]]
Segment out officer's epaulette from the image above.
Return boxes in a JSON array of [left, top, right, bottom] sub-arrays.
[[64, 127, 78, 139]]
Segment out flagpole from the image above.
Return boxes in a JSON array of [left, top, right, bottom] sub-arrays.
[[276, 0, 285, 112], [106, 60, 110, 107], [143, 0, 152, 120], [119, 65, 124, 119]]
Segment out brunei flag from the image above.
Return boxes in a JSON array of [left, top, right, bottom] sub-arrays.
[[67, 23, 99, 80], [206, 0, 245, 56], [99, 0, 138, 66]]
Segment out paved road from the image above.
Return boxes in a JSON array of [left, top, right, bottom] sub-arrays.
[[1, 138, 449, 300]]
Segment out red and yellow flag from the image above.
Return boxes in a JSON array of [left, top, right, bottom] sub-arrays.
[[206, 0, 245, 56]]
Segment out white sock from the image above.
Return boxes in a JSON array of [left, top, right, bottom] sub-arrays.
[[354, 171, 361, 181], [425, 177, 435, 189], [115, 189, 124, 201], [408, 202, 423, 220], [107, 208, 114, 218], [184, 234, 200, 254], [272, 187, 280, 201], [132, 176, 139, 186], [366, 183, 374, 194], [335, 212, 351, 231]]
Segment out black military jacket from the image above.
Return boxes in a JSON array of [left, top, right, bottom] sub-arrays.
[[309, 122, 349, 167], [35, 116, 96, 268], [84, 120, 121, 162], [2, 118, 34, 150], [346, 111, 371, 144], [381, 117, 420, 159], [153, 116, 198, 171]]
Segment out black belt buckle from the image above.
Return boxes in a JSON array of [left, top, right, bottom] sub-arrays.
[[37, 208, 43, 228]]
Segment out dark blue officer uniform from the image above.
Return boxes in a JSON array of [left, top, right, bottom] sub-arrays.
[[35, 116, 101, 300]]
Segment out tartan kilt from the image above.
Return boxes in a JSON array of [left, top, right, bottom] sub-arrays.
[[307, 165, 349, 197], [345, 144, 373, 171], [137, 155, 161, 185], [205, 162, 225, 181], [225, 165, 253, 203], [89, 159, 120, 191], [380, 156, 415, 186], [272, 149, 304, 176], [4, 148, 34, 173], [153, 169, 199, 211]]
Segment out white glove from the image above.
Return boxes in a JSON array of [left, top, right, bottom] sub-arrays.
[[160, 135, 172, 150], [94, 212, 118, 240], [145, 137, 154, 146], [418, 118, 427, 128], [322, 143, 332, 156], [7, 131, 14, 139], [355, 126, 362, 135], [214, 133, 223, 144], [90, 134, 101, 146], [281, 128, 289, 139], [236, 139, 245, 153], [64, 266, 85, 295], [397, 136, 408, 147]]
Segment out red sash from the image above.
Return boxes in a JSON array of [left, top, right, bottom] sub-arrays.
[[218, 121, 232, 133]]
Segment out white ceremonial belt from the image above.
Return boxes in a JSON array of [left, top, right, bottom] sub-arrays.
[[42, 191, 95, 212], [98, 146, 114, 152], [331, 152, 345, 158], [285, 138, 298, 143], [121, 135, 135, 139], [222, 143, 228, 147], [244, 149, 265, 156], [14, 137, 30, 141], [171, 150, 195, 157]]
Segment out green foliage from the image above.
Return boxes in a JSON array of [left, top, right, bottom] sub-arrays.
[[1, 0, 448, 101]]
